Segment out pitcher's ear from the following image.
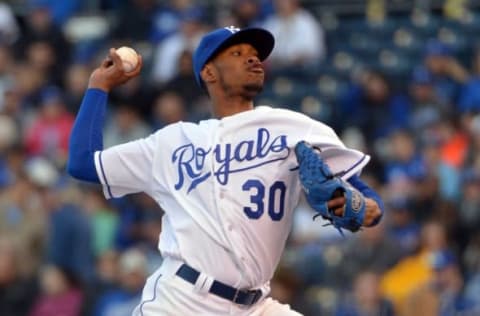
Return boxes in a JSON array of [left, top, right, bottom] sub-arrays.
[[201, 63, 216, 85]]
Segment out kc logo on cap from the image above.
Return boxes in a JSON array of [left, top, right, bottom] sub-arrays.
[[225, 26, 241, 33]]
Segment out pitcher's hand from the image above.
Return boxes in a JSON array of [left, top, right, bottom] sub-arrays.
[[88, 48, 143, 93]]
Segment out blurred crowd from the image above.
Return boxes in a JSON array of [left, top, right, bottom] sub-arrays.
[[0, 0, 480, 315]]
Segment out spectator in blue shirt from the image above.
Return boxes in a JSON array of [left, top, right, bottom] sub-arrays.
[[421, 39, 468, 109], [339, 70, 411, 141], [458, 45, 480, 113], [42, 179, 94, 283], [334, 270, 395, 316], [94, 248, 147, 316]]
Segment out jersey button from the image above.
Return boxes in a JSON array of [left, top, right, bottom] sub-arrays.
[[227, 223, 233, 231]]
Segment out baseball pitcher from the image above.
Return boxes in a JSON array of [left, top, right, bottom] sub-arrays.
[[67, 26, 383, 315]]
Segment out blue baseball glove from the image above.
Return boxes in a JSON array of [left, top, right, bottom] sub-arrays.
[[294, 141, 366, 234]]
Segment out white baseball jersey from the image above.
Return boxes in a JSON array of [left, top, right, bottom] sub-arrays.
[[93, 106, 369, 290]]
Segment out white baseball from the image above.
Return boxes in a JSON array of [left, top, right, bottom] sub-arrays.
[[116, 46, 139, 73]]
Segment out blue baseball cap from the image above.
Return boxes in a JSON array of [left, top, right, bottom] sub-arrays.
[[40, 86, 63, 105], [411, 66, 433, 85], [424, 39, 451, 58], [180, 7, 204, 23], [193, 26, 274, 88], [430, 250, 456, 270]]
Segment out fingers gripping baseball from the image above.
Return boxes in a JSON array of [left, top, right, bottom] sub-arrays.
[[88, 47, 143, 92], [294, 141, 366, 234]]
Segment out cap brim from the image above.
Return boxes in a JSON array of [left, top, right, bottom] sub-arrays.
[[210, 28, 274, 63]]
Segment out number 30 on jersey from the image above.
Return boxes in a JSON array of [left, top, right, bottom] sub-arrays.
[[242, 179, 286, 221]]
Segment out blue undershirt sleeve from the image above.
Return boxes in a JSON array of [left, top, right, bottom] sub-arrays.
[[66, 88, 108, 183], [347, 174, 384, 226]]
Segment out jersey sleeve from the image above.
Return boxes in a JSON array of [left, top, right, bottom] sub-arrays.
[[94, 134, 157, 199], [305, 120, 370, 180]]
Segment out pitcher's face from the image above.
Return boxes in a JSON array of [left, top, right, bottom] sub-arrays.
[[208, 43, 265, 98]]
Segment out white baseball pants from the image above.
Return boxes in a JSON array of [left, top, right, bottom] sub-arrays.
[[132, 257, 303, 316]]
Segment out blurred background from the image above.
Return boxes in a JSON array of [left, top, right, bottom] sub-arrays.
[[1, 0, 480, 315]]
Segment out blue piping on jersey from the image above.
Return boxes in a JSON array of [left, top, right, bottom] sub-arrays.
[[98, 152, 113, 199], [333, 154, 368, 178], [139, 273, 162, 315]]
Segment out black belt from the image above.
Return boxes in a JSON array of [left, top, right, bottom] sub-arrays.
[[176, 263, 262, 306]]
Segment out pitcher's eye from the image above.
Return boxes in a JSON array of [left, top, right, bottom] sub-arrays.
[[232, 51, 241, 56]]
